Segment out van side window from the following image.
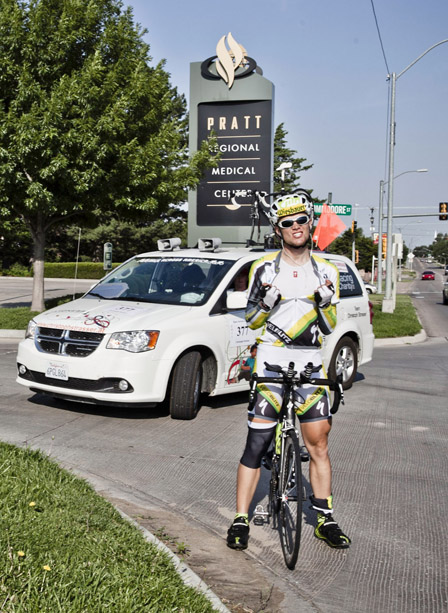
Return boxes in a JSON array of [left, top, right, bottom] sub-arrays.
[[329, 260, 363, 298]]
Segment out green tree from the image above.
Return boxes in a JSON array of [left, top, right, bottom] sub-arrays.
[[273, 123, 313, 192], [0, 218, 33, 270], [329, 228, 376, 272], [432, 233, 448, 264], [0, 0, 216, 310], [46, 210, 188, 264]]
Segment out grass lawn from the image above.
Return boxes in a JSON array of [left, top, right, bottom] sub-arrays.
[[0, 307, 39, 331], [0, 442, 217, 613], [0, 295, 84, 331], [370, 294, 422, 338]]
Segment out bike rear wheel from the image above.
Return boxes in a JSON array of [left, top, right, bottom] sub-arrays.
[[279, 430, 302, 569]]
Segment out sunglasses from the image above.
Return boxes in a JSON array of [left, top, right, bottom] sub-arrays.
[[277, 215, 310, 229]]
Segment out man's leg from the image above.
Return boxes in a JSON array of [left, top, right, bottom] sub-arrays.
[[300, 419, 332, 499], [227, 419, 275, 550], [301, 419, 351, 549], [236, 463, 261, 514]]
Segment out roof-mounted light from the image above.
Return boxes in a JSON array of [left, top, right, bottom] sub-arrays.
[[198, 238, 222, 252], [157, 238, 181, 251]]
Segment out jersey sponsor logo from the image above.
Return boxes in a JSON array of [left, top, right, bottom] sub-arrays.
[[266, 321, 293, 345], [259, 398, 269, 415]]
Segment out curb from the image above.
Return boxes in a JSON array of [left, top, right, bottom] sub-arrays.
[[0, 330, 25, 339], [373, 329, 427, 347], [115, 507, 231, 613]]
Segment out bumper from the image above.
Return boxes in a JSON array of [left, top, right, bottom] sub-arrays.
[[359, 331, 375, 366], [16, 338, 172, 405]]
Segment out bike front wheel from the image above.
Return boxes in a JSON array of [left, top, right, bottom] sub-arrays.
[[279, 430, 302, 569]]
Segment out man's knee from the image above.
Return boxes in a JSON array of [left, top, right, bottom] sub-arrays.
[[307, 440, 329, 462], [240, 424, 275, 469]]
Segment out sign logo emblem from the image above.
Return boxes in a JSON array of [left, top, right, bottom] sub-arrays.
[[201, 32, 257, 88]]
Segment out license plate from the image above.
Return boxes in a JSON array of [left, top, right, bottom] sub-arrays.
[[46, 362, 69, 381]]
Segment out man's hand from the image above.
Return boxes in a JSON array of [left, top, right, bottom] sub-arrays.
[[314, 280, 334, 309], [259, 284, 282, 310]]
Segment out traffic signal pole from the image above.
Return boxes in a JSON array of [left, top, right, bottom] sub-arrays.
[[351, 220, 357, 264]]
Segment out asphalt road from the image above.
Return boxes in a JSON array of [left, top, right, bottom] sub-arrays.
[[405, 259, 447, 338], [1, 329, 447, 612], [0, 277, 96, 309]]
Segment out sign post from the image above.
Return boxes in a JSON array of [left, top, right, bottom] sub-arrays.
[[103, 242, 112, 271]]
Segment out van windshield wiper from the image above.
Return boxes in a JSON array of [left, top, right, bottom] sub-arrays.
[[86, 291, 114, 299]]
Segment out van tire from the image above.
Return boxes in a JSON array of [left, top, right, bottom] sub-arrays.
[[329, 337, 358, 390], [169, 351, 202, 420]]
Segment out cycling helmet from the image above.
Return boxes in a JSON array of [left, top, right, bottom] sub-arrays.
[[269, 189, 314, 225]]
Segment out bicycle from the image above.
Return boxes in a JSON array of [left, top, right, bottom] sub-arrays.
[[249, 361, 344, 570]]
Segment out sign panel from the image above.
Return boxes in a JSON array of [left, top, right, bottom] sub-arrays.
[[196, 100, 272, 226], [314, 203, 353, 216], [373, 232, 387, 245]]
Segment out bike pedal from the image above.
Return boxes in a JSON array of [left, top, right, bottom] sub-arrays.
[[300, 446, 309, 462], [253, 504, 269, 525]]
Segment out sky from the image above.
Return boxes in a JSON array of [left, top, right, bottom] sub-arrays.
[[127, 0, 448, 250]]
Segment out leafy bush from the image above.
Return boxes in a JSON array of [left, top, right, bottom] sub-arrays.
[[43, 262, 120, 279], [2, 263, 32, 277]]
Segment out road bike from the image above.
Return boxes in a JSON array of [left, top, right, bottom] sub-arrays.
[[250, 361, 343, 569]]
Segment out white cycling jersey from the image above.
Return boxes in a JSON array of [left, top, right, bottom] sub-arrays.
[[245, 251, 339, 348]]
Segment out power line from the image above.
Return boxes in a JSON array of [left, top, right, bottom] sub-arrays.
[[370, 0, 390, 74]]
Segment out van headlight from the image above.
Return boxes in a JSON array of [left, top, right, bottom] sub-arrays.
[[25, 320, 37, 339], [106, 330, 160, 353]]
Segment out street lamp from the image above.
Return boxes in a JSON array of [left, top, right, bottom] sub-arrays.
[[377, 169, 427, 293], [383, 39, 448, 312]]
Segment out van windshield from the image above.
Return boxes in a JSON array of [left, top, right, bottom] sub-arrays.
[[85, 256, 234, 306]]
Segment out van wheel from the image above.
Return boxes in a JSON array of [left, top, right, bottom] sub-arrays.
[[169, 351, 202, 420], [329, 337, 358, 390]]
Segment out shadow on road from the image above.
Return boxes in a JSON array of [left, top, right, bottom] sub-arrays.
[[27, 392, 170, 420]]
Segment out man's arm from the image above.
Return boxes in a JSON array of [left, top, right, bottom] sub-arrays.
[[245, 264, 281, 329], [314, 266, 339, 335]]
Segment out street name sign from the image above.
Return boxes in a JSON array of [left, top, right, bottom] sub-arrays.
[[314, 203, 353, 216]]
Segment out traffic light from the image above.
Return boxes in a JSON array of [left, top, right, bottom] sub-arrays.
[[355, 250, 359, 264], [351, 220, 357, 233], [439, 202, 448, 221]]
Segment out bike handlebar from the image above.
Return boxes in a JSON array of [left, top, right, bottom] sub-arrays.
[[249, 361, 344, 415]]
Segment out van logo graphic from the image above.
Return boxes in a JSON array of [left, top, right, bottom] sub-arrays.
[[201, 33, 257, 88]]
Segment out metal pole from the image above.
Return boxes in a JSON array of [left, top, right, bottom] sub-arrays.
[[377, 180, 384, 292], [384, 72, 396, 305], [381, 38, 448, 311]]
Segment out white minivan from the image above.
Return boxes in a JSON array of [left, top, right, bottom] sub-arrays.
[[17, 239, 374, 419]]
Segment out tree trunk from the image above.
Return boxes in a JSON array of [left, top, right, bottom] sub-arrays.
[[30, 216, 46, 312]]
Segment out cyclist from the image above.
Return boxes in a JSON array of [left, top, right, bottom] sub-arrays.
[[227, 190, 351, 551]]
